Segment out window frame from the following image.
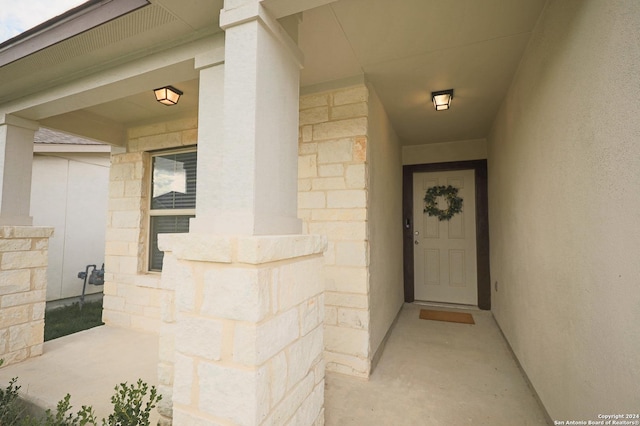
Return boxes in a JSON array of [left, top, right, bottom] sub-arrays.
[[147, 147, 197, 272]]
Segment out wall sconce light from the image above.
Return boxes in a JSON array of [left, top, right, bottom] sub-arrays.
[[431, 89, 454, 111], [154, 86, 183, 106]]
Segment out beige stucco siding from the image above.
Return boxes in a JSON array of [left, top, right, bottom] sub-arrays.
[[487, 0, 640, 419], [366, 85, 404, 358], [31, 153, 109, 301], [402, 138, 487, 165]]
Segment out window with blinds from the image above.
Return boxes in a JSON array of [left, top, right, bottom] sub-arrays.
[[149, 149, 197, 271]]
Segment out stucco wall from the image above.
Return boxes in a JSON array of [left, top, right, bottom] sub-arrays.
[[102, 115, 197, 333], [366, 85, 404, 357], [402, 138, 487, 165], [487, 0, 640, 419], [31, 152, 109, 301]]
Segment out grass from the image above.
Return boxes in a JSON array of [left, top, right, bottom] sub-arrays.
[[44, 300, 105, 342]]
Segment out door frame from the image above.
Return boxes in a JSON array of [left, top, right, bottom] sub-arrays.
[[403, 160, 490, 310]]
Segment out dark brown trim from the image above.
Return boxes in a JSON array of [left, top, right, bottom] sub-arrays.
[[402, 160, 491, 310]]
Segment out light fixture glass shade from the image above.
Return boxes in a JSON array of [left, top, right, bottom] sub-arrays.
[[431, 89, 454, 111], [154, 86, 183, 106]]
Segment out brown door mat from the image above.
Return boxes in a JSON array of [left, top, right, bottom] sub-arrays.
[[419, 309, 475, 324]]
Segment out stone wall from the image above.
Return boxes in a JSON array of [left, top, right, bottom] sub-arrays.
[[298, 85, 371, 377], [0, 226, 53, 366], [102, 115, 197, 333], [158, 234, 326, 425]]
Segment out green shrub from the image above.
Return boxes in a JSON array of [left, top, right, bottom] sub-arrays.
[[0, 361, 161, 426]]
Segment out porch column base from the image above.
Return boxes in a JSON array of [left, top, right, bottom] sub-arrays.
[[157, 234, 327, 426], [0, 226, 54, 367]]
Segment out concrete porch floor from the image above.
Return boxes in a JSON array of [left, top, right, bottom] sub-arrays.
[[0, 304, 550, 425], [325, 303, 550, 425], [0, 326, 159, 423]]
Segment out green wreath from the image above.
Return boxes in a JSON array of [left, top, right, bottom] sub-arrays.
[[423, 185, 463, 221]]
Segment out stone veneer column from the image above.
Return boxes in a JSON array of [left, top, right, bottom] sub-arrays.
[[298, 85, 371, 377], [0, 226, 54, 366], [158, 234, 326, 425]]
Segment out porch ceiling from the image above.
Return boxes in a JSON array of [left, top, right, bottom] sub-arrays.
[[1, 0, 547, 146]]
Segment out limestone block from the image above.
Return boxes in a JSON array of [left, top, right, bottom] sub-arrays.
[[175, 315, 223, 360], [8, 320, 43, 351], [118, 256, 138, 274], [324, 266, 368, 294], [323, 241, 335, 265], [262, 372, 314, 426], [327, 190, 367, 209], [172, 352, 194, 405], [201, 267, 270, 322], [301, 125, 313, 142], [198, 362, 270, 425], [102, 309, 131, 328], [30, 343, 43, 357], [285, 382, 324, 426], [157, 362, 174, 387], [182, 128, 198, 145], [31, 302, 45, 321], [128, 122, 167, 139], [298, 154, 317, 179], [105, 228, 139, 243], [107, 197, 141, 212], [32, 238, 49, 251], [136, 132, 182, 151], [310, 208, 367, 222], [270, 351, 288, 407], [1, 250, 48, 270], [313, 118, 367, 141], [286, 327, 323, 390], [331, 102, 368, 120], [354, 136, 367, 162], [277, 258, 324, 312], [110, 163, 135, 181], [112, 211, 142, 229], [158, 326, 176, 363], [109, 181, 125, 198], [324, 350, 370, 377], [165, 116, 198, 133], [313, 407, 325, 426], [313, 358, 325, 385], [311, 177, 345, 191], [324, 325, 369, 358], [1, 290, 46, 308], [325, 307, 337, 325], [333, 86, 368, 106], [233, 308, 299, 365], [156, 385, 173, 418], [298, 179, 312, 192], [299, 296, 320, 335], [102, 295, 125, 312], [158, 234, 232, 263], [124, 181, 144, 198], [31, 268, 47, 290], [325, 292, 368, 309], [335, 241, 369, 267], [2, 348, 28, 366], [0, 305, 30, 328], [0, 269, 31, 295], [300, 93, 329, 109], [317, 164, 344, 177], [300, 107, 329, 126], [298, 192, 326, 209], [129, 314, 160, 333], [0, 239, 31, 252], [105, 241, 130, 256], [345, 164, 366, 189], [298, 142, 317, 155], [9, 227, 54, 239], [316, 138, 353, 164], [337, 308, 370, 330], [307, 222, 367, 241]]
